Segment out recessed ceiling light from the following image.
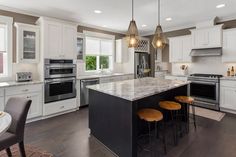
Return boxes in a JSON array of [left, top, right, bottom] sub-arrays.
[[141, 24, 147, 27], [94, 10, 102, 14], [166, 17, 172, 21], [216, 4, 225, 8], [102, 25, 107, 27]]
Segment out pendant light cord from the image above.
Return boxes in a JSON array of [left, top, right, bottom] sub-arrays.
[[158, 0, 160, 25], [132, 0, 134, 20]]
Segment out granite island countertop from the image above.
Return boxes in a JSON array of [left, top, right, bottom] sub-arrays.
[[77, 73, 134, 80], [87, 77, 190, 101]]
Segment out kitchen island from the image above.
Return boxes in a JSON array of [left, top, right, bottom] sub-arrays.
[[87, 77, 189, 157]]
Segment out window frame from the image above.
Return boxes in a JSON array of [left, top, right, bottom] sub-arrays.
[[0, 15, 13, 81], [84, 31, 115, 73]]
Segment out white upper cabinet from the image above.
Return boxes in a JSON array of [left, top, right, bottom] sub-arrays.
[[190, 25, 223, 49], [36, 17, 77, 59], [169, 35, 192, 63], [14, 23, 40, 63], [222, 28, 236, 63], [116, 38, 128, 63], [62, 24, 77, 59], [45, 20, 62, 59]]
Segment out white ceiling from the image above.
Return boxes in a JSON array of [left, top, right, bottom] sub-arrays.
[[0, 0, 236, 35]]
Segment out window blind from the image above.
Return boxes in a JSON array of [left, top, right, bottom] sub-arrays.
[[85, 37, 113, 56]]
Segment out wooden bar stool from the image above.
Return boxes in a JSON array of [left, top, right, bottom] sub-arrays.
[[137, 108, 167, 155], [175, 96, 197, 132], [159, 101, 182, 145]]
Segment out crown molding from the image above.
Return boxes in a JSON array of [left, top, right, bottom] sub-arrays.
[[1, 4, 236, 36]]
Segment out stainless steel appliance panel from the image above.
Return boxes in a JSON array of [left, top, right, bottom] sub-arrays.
[[80, 78, 100, 107], [134, 52, 150, 78], [45, 77, 76, 103], [188, 74, 222, 110], [44, 59, 76, 79]]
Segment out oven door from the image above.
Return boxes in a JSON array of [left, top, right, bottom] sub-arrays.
[[188, 81, 219, 104], [44, 77, 76, 103], [45, 65, 76, 79]]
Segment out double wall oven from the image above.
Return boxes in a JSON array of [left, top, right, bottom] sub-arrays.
[[44, 59, 76, 103], [188, 74, 223, 110]]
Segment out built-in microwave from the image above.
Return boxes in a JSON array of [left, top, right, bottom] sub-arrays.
[[44, 59, 76, 79]]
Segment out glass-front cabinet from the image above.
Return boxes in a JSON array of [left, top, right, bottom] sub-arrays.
[[15, 23, 40, 63], [77, 33, 85, 61]]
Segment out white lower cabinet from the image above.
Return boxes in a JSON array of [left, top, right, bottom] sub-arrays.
[[220, 80, 236, 112], [44, 98, 76, 116], [4, 84, 43, 120], [76, 80, 80, 108], [0, 88, 4, 111], [165, 75, 188, 81]]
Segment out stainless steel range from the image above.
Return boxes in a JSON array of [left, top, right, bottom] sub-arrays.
[[188, 74, 223, 110]]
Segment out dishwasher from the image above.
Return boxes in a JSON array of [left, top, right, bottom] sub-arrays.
[[80, 78, 100, 107]]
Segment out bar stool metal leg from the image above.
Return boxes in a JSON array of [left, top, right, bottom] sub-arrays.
[[192, 105, 197, 131], [162, 121, 167, 155]]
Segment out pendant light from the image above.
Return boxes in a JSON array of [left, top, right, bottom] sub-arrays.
[[126, 0, 139, 48], [152, 0, 166, 49]]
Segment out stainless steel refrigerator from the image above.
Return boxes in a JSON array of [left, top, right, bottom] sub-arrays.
[[134, 52, 150, 78]]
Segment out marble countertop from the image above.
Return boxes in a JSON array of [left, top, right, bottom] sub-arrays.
[[87, 77, 190, 101], [165, 74, 189, 77], [0, 80, 43, 88], [77, 73, 134, 80], [220, 76, 236, 81]]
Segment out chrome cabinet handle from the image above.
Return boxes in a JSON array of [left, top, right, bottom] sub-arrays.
[[60, 106, 65, 109], [22, 89, 29, 92]]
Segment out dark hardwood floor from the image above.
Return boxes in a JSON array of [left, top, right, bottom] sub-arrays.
[[25, 108, 236, 157]]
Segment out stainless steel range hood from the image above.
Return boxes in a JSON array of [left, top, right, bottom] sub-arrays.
[[190, 47, 222, 57]]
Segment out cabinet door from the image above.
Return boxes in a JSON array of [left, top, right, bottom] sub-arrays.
[[193, 29, 208, 48], [169, 38, 183, 62], [16, 24, 40, 63], [182, 36, 192, 62], [27, 92, 42, 119], [45, 21, 62, 59], [116, 39, 128, 63], [208, 27, 222, 48], [62, 24, 77, 59], [222, 29, 236, 62], [76, 80, 80, 108], [5, 92, 42, 119], [220, 86, 236, 110], [0, 97, 4, 111]]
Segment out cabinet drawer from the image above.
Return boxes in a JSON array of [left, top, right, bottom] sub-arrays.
[[165, 75, 187, 81], [5, 84, 42, 96], [221, 80, 236, 87], [0, 88, 4, 97], [44, 98, 76, 116]]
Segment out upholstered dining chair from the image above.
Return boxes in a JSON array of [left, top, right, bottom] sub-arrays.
[[0, 97, 32, 157]]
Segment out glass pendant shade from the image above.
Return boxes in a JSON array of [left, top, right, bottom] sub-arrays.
[[152, 25, 166, 49], [126, 20, 139, 48], [152, 0, 166, 49]]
